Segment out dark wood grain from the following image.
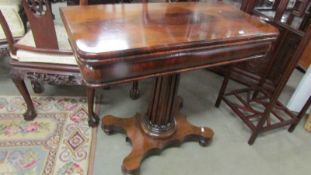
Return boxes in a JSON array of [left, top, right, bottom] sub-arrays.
[[62, 2, 277, 59], [0, 0, 141, 124], [235, 0, 311, 87], [102, 73, 214, 174], [299, 36, 311, 69], [61, 2, 278, 86], [103, 112, 214, 174], [22, 0, 59, 49], [216, 0, 311, 145], [61, 2, 278, 174]]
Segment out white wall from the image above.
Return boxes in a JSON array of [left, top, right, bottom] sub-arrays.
[[287, 66, 311, 113]]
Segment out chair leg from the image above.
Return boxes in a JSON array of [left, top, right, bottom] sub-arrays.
[[11, 77, 37, 121], [31, 80, 44, 94], [288, 96, 311, 132], [248, 111, 273, 145], [86, 86, 99, 127], [248, 107, 271, 145], [129, 81, 140, 100], [215, 65, 233, 108], [215, 77, 229, 107], [248, 88, 282, 145]]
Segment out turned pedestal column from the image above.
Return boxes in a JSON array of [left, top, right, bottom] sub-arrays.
[[102, 74, 214, 175]]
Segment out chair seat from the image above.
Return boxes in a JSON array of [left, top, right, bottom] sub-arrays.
[[0, 0, 21, 12], [17, 24, 73, 51], [13, 50, 77, 65], [0, 1, 25, 40], [13, 24, 77, 65]]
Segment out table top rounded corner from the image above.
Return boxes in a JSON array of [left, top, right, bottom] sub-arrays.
[[60, 2, 279, 61]]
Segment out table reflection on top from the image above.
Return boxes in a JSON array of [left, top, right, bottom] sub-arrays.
[[60, 2, 278, 58]]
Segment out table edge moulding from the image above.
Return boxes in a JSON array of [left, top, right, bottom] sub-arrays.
[[60, 2, 279, 174]]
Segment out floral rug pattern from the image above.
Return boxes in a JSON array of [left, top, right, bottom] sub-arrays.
[[0, 96, 96, 175]]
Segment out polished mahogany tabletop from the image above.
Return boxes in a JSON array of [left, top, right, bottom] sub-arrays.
[[61, 2, 278, 61], [61, 2, 278, 86], [60, 2, 279, 174]]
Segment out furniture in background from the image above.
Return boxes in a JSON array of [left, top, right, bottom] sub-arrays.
[[0, 0, 139, 127], [215, 0, 311, 144], [298, 38, 311, 70], [0, 0, 26, 56], [61, 2, 278, 174], [215, 0, 311, 89], [295, 1, 311, 70], [0, 0, 82, 122]]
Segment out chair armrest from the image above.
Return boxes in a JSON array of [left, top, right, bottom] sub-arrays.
[[0, 10, 17, 55]]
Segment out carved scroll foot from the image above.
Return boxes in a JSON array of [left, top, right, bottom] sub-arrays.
[[88, 113, 100, 128], [102, 113, 214, 175], [23, 108, 37, 121], [11, 76, 37, 121]]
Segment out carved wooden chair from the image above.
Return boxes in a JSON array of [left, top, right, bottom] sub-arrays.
[[0, 0, 26, 56], [215, 0, 311, 144], [0, 0, 139, 128], [0, 0, 82, 122]]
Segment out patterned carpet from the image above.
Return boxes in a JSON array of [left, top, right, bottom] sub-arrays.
[[0, 96, 96, 175]]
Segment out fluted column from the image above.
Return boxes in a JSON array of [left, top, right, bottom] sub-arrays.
[[141, 74, 180, 138]]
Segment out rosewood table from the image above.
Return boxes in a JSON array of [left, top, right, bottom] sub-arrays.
[[60, 2, 278, 174]]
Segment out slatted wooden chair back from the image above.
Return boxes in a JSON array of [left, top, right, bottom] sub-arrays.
[[241, 0, 310, 23]]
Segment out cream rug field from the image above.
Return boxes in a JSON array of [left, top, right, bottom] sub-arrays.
[[0, 96, 97, 175]]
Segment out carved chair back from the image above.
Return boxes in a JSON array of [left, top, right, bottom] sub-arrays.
[[22, 0, 58, 49], [21, 0, 128, 52], [0, 0, 139, 126]]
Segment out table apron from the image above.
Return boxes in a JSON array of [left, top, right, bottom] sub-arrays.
[[78, 40, 273, 87]]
